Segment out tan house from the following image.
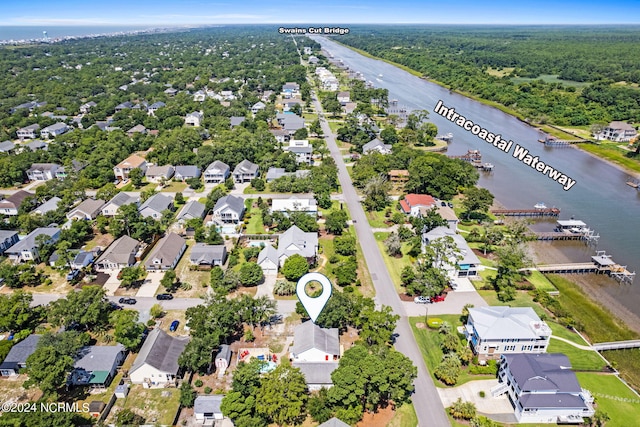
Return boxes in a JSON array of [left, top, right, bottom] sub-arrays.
[[144, 233, 186, 271], [94, 235, 141, 271], [113, 154, 147, 181]]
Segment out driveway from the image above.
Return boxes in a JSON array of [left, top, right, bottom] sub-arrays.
[[403, 289, 488, 317], [103, 271, 121, 296], [136, 271, 163, 297], [437, 379, 516, 422], [256, 272, 277, 298]]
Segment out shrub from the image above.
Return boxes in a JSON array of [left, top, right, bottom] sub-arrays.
[[328, 254, 340, 264], [478, 390, 486, 398], [427, 318, 444, 329], [194, 379, 203, 387], [204, 386, 212, 394]]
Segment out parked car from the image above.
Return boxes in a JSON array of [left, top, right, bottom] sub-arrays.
[[414, 296, 431, 304], [156, 293, 174, 300], [432, 294, 447, 303], [66, 269, 81, 281], [119, 297, 137, 305], [447, 202, 454, 208], [169, 320, 179, 332], [440, 201, 447, 207], [109, 302, 123, 310]]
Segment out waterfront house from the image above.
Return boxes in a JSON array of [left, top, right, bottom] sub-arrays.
[[597, 121, 637, 142]]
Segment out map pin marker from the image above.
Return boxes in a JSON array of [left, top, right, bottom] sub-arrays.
[[296, 272, 332, 323]]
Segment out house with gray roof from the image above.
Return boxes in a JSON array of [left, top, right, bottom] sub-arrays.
[[257, 244, 278, 274], [362, 137, 392, 155], [232, 159, 259, 183], [71, 251, 94, 270], [40, 123, 69, 139], [176, 200, 206, 224], [94, 235, 141, 271], [284, 139, 313, 165], [294, 362, 340, 391], [174, 165, 201, 181], [147, 101, 165, 117], [318, 418, 350, 427], [27, 163, 60, 181], [277, 225, 318, 267], [115, 101, 133, 112], [0, 230, 19, 254], [32, 197, 62, 215], [229, 116, 246, 128], [465, 306, 552, 361], [6, 227, 60, 263], [69, 344, 126, 388], [16, 124, 40, 140], [126, 124, 147, 137], [66, 199, 105, 220], [26, 140, 47, 152], [194, 395, 225, 423], [138, 193, 173, 219], [144, 233, 186, 271], [0, 335, 41, 376], [203, 161, 230, 184], [265, 167, 309, 182], [189, 243, 227, 268], [101, 192, 140, 217], [212, 195, 245, 225], [0, 190, 34, 216], [496, 353, 595, 423], [276, 113, 305, 135], [145, 165, 174, 183], [79, 101, 97, 114], [290, 321, 341, 390], [129, 328, 189, 386], [251, 101, 266, 115], [422, 226, 480, 279], [0, 140, 15, 153], [185, 111, 203, 127]]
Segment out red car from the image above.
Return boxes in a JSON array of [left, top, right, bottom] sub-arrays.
[[432, 293, 447, 303]]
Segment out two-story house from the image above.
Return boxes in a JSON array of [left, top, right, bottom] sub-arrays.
[[6, 227, 60, 263], [203, 161, 230, 184], [185, 111, 203, 127], [284, 139, 313, 165], [16, 124, 40, 140], [212, 195, 245, 225], [113, 154, 147, 181], [232, 159, 259, 183], [26, 163, 60, 181], [144, 233, 186, 271], [422, 226, 480, 279], [40, 123, 69, 139]]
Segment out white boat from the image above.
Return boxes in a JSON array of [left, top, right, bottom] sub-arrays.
[[534, 202, 547, 209]]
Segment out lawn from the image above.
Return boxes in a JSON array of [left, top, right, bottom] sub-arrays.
[[577, 142, 640, 175], [602, 348, 640, 393], [547, 321, 590, 346], [374, 232, 413, 293], [547, 274, 639, 343], [118, 385, 181, 425], [366, 210, 390, 228], [576, 373, 640, 427], [477, 289, 547, 318], [510, 74, 590, 89], [245, 204, 268, 235], [524, 270, 557, 292], [547, 338, 606, 371], [173, 240, 212, 294], [387, 403, 418, 427], [160, 181, 188, 192], [319, 200, 351, 220]]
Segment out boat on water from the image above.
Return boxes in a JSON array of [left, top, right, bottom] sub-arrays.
[[378, 74, 383, 78], [534, 202, 547, 209]]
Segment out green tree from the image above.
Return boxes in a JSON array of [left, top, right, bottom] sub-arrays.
[[0, 291, 40, 333], [24, 346, 74, 399], [175, 192, 185, 204], [434, 353, 462, 385], [161, 269, 177, 291], [251, 177, 265, 191], [150, 303, 164, 319], [325, 209, 348, 235], [109, 309, 145, 350], [128, 168, 144, 188], [179, 335, 220, 373], [239, 262, 264, 287], [180, 381, 197, 408], [461, 187, 494, 220], [48, 285, 112, 330], [357, 306, 399, 347], [281, 254, 309, 281], [384, 232, 402, 257], [334, 258, 358, 286], [120, 266, 144, 288], [334, 234, 356, 256], [115, 408, 145, 427], [449, 398, 477, 420], [255, 364, 308, 427], [362, 174, 391, 211]]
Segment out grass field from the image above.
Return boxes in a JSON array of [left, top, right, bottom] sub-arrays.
[[388, 402, 419, 427], [576, 373, 640, 427], [511, 74, 590, 89], [577, 142, 640, 175], [374, 232, 413, 292], [119, 385, 181, 425], [547, 338, 606, 371], [477, 289, 546, 318], [525, 270, 557, 292], [366, 210, 390, 228], [160, 181, 187, 192], [602, 349, 640, 393]]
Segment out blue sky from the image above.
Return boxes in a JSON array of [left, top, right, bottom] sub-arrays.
[[2, 0, 640, 26]]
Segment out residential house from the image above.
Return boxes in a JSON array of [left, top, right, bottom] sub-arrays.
[[69, 344, 126, 388], [265, 167, 309, 182], [437, 205, 459, 230], [101, 192, 140, 216], [597, 121, 638, 142], [337, 91, 350, 105], [261, 90, 274, 103], [399, 194, 436, 217], [388, 169, 409, 187], [40, 123, 69, 139], [193, 90, 207, 102], [270, 129, 289, 145], [145, 165, 174, 183], [251, 101, 266, 115], [71, 251, 94, 270], [257, 244, 278, 274], [276, 113, 305, 135], [10, 101, 46, 114], [6, 227, 60, 263], [32, 197, 62, 215], [26, 140, 47, 152], [129, 328, 189, 386], [0, 191, 34, 216], [174, 165, 201, 181], [66, 199, 106, 220], [495, 353, 595, 423], [185, 111, 203, 127], [138, 193, 173, 219], [147, 101, 165, 117], [27, 163, 60, 181], [79, 101, 97, 114], [16, 124, 40, 140], [318, 418, 350, 427], [113, 154, 147, 181], [144, 233, 186, 271], [114, 101, 133, 113], [308, 56, 319, 65], [203, 160, 230, 184], [126, 124, 147, 137], [464, 306, 552, 361], [94, 235, 141, 271], [232, 159, 259, 183], [164, 87, 178, 96], [284, 139, 313, 165], [229, 116, 246, 128], [55, 160, 88, 180], [282, 82, 300, 97], [176, 200, 206, 224], [212, 195, 245, 224], [0, 230, 19, 254], [422, 226, 480, 278], [0, 141, 15, 153], [274, 224, 318, 267], [194, 395, 225, 423], [0, 335, 41, 376], [362, 138, 392, 155], [271, 196, 317, 216], [189, 243, 227, 268], [290, 321, 340, 391]]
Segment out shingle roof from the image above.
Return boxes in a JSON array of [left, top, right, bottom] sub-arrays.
[[233, 159, 259, 175], [139, 193, 173, 215], [66, 199, 105, 219], [107, 192, 139, 209], [0, 190, 33, 210], [174, 165, 201, 178], [144, 233, 185, 269], [73, 344, 125, 373], [33, 197, 61, 214], [291, 321, 340, 356], [190, 243, 226, 265], [205, 160, 230, 175], [423, 226, 480, 266], [362, 138, 391, 153], [293, 362, 339, 385], [26, 140, 47, 151], [95, 235, 140, 265], [257, 244, 278, 266], [278, 225, 318, 259], [213, 195, 245, 216], [145, 165, 174, 178], [177, 200, 206, 221], [0, 141, 15, 152], [318, 417, 351, 427], [230, 116, 246, 127], [0, 335, 41, 371], [194, 395, 224, 416], [131, 328, 189, 375], [6, 228, 59, 254], [116, 154, 146, 169], [504, 353, 579, 394]]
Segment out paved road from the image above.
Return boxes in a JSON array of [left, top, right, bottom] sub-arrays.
[[312, 96, 450, 426]]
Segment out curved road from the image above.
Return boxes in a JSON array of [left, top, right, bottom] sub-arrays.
[[312, 97, 450, 426]]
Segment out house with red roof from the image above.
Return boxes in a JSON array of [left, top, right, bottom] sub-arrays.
[[399, 194, 436, 217]]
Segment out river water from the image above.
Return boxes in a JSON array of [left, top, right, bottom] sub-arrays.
[[313, 36, 640, 316]]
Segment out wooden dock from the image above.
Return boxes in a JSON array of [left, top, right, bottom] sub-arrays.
[[538, 137, 585, 146], [525, 251, 635, 284], [491, 208, 561, 217], [534, 232, 588, 241]]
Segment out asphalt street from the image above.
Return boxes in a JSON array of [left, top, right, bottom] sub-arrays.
[[312, 96, 450, 426]]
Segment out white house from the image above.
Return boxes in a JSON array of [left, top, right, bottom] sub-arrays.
[[337, 91, 350, 105], [143, 233, 186, 271], [597, 121, 637, 142], [129, 328, 189, 386], [271, 196, 317, 216], [6, 227, 60, 263], [422, 226, 480, 279], [189, 243, 227, 268], [399, 193, 437, 217], [276, 225, 318, 267], [194, 395, 224, 423], [251, 101, 266, 115], [464, 306, 552, 361], [101, 192, 140, 217], [257, 244, 278, 274], [40, 123, 69, 139], [362, 138, 392, 155], [145, 165, 174, 183], [495, 353, 595, 424], [26, 163, 60, 181], [138, 193, 174, 219], [212, 195, 245, 225], [66, 199, 106, 220], [284, 139, 313, 165], [185, 111, 203, 127], [203, 161, 230, 184], [0, 191, 33, 216], [16, 124, 40, 140], [232, 159, 259, 183], [290, 321, 341, 391], [79, 101, 97, 114]]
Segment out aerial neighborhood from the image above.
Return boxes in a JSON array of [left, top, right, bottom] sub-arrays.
[[0, 24, 637, 427]]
